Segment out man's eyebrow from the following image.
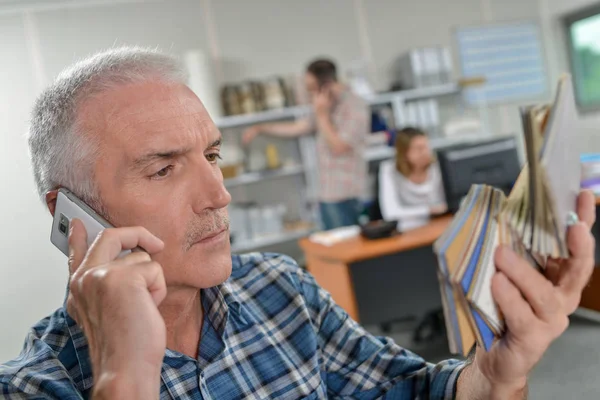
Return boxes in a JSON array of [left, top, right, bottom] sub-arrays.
[[132, 137, 222, 168], [208, 137, 222, 149], [132, 148, 190, 168]]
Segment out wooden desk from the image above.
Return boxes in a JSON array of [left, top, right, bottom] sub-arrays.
[[299, 216, 452, 322], [300, 197, 600, 322]]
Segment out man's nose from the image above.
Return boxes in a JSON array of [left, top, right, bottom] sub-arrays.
[[192, 162, 231, 213]]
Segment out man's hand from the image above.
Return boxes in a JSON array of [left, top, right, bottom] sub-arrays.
[[67, 219, 166, 399], [313, 86, 333, 116], [313, 87, 352, 155], [242, 125, 261, 146], [472, 190, 596, 397]]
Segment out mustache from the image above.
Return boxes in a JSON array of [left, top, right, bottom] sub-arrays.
[[184, 209, 230, 250]]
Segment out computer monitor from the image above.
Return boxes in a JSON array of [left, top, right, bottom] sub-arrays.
[[437, 137, 521, 213]]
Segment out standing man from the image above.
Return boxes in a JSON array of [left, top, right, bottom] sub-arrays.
[[243, 59, 369, 230]]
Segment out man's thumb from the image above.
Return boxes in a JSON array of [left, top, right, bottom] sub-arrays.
[[68, 218, 88, 275]]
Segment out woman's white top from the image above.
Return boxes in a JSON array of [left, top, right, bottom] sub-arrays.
[[378, 160, 446, 231]]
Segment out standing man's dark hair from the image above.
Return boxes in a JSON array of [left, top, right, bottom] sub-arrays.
[[306, 59, 337, 85]]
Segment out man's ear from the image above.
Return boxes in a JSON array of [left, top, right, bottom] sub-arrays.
[[45, 190, 59, 217]]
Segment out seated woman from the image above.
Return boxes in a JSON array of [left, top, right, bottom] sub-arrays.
[[378, 127, 447, 231]]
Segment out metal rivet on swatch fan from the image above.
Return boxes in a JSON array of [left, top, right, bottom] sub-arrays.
[[566, 211, 579, 227]]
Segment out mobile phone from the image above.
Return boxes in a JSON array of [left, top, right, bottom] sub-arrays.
[[51, 188, 120, 257]]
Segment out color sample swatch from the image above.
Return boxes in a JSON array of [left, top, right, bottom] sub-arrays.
[[434, 75, 580, 356]]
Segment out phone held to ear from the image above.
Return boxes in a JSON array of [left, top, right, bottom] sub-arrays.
[[50, 188, 132, 258]]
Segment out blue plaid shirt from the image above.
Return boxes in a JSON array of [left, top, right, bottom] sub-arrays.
[[0, 253, 465, 399]]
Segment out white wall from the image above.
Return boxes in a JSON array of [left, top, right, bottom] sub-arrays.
[[34, 0, 209, 79], [0, 13, 68, 361], [365, 0, 483, 89], [213, 0, 363, 82], [1, 0, 597, 362]]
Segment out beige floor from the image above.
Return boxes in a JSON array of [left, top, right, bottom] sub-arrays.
[[366, 311, 600, 399]]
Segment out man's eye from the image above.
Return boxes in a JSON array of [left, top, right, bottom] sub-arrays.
[[206, 153, 222, 163], [152, 165, 174, 179]]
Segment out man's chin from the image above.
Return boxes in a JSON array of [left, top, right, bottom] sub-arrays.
[[186, 249, 233, 288]]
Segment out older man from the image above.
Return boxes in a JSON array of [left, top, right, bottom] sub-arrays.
[[0, 47, 595, 399]]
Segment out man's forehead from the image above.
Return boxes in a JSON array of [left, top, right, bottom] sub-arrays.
[[79, 81, 218, 156], [113, 107, 208, 138], [102, 83, 207, 130], [88, 82, 201, 129]]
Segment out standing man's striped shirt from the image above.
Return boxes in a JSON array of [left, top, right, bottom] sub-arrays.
[[0, 253, 465, 399], [313, 89, 369, 203]]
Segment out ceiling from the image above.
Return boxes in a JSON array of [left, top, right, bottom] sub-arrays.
[[0, 0, 165, 15]]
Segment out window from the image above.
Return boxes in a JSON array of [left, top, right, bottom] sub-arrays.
[[564, 4, 600, 112], [456, 21, 547, 106]]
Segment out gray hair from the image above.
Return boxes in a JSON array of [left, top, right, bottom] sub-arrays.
[[27, 46, 189, 212]]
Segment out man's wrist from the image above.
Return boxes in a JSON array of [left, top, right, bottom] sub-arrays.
[[92, 364, 162, 399], [484, 375, 528, 400], [458, 357, 528, 400], [315, 109, 329, 120], [472, 358, 528, 399], [93, 371, 132, 400], [315, 113, 333, 133]]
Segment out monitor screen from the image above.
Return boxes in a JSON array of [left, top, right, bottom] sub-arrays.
[[437, 137, 521, 213]]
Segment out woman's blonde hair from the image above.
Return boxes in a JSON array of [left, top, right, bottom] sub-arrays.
[[394, 127, 431, 176]]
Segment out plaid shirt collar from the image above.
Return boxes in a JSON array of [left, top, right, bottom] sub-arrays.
[[62, 281, 238, 393]]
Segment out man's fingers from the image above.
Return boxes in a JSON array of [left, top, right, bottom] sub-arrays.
[[242, 132, 251, 146], [544, 259, 561, 286], [495, 246, 559, 320], [577, 189, 596, 229], [85, 227, 164, 266], [492, 272, 536, 336], [68, 219, 89, 275], [558, 222, 595, 311], [126, 261, 167, 306], [118, 250, 153, 266]]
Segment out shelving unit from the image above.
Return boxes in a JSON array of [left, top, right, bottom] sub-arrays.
[[215, 105, 310, 129], [224, 164, 304, 188], [363, 145, 396, 163], [216, 83, 461, 130], [362, 133, 490, 163], [365, 83, 460, 106], [218, 83, 487, 253], [231, 228, 315, 254]]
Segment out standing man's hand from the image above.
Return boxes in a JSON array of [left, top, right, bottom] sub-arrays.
[[313, 86, 333, 116], [67, 219, 166, 399], [242, 125, 262, 146], [464, 190, 596, 398], [313, 85, 351, 155]]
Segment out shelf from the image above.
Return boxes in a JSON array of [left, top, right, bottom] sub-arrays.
[[215, 105, 311, 129], [231, 228, 314, 253], [362, 133, 493, 163], [216, 84, 460, 129], [401, 83, 461, 100], [429, 133, 493, 149], [224, 165, 304, 188], [366, 83, 460, 106], [363, 145, 396, 162]]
